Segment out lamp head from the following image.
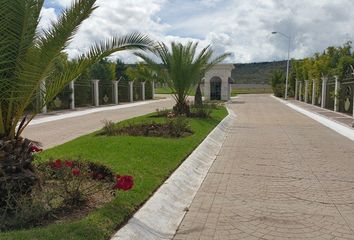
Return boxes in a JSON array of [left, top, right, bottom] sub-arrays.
[[272, 32, 277, 34]]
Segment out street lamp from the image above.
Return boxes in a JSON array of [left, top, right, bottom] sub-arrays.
[[272, 31, 290, 100]]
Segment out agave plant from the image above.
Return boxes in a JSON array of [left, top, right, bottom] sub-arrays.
[[136, 41, 230, 114], [0, 0, 153, 201]]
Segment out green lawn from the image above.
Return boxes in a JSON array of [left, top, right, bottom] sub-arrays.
[[155, 87, 174, 94], [1, 108, 228, 240], [155, 87, 195, 96], [231, 87, 273, 96]]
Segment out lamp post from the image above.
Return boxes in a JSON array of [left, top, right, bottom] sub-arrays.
[[272, 31, 290, 100]]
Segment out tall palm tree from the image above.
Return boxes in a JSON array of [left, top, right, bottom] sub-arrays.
[[136, 41, 230, 114], [0, 0, 153, 198]]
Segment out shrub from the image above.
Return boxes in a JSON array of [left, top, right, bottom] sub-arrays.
[[273, 84, 285, 97], [101, 117, 192, 138], [270, 70, 286, 97], [102, 120, 117, 136], [38, 159, 116, 206], [167, 117, 192, 137], [0, 159, 134, 231], [154, 108, 170, 117], [190, 105, 213, 118]]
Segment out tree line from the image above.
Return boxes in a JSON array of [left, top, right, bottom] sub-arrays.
[[271, 41, 354, 97]]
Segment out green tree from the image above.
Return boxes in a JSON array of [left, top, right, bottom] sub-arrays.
[[115, 59, 131, 101], [126, 63, 167, 100], [136, 42, 230, 113], [89, 59, 116, 104], [270, 70, 285, 97], [0, 0, 153, 199], [115, 59, 128, 80]]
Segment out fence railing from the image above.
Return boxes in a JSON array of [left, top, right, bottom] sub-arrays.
[[39, 80, 155, 113], [295, 75, 354, 126]]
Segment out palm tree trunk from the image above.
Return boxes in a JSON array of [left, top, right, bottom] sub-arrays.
[[173, 99, 190, 116], [194, 83, 203, 107]]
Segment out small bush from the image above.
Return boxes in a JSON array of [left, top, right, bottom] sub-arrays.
[[102, 120, 116, 136], [190, 105, 212, 118], [0, 160, 133, 231], [101, 117, 192, 138], [166, 117, 192, 137], [154, 108, 170, 118], [273, 84, 285, 97]]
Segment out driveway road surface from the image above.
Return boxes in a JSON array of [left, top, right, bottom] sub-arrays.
[[23, 97, 174, 149], [174, 94, 354, 240]]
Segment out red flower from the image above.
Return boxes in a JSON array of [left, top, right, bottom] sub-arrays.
[[65, 161, 74, 168], [72, 168, 80, 176], [52, 159, 62, 169], [30, 145, 42, 153], [114, 175, 134, 191]]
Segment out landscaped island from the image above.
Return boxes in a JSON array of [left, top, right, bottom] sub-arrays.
[[0, 107, 227, 240]]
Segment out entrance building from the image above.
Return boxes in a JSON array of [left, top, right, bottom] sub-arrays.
[[202, 64, 234, 101]]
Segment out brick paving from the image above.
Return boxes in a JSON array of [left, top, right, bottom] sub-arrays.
[[174, 94, 354, 240]]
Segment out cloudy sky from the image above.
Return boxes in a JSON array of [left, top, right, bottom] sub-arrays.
[[42, 0, 354, 63]]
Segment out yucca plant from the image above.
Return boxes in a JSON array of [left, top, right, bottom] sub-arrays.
[[136, 41, 230, 114], [0, 0, 153, 202]]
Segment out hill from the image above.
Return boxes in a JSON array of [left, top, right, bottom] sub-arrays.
[[231, 61, 287, 84]]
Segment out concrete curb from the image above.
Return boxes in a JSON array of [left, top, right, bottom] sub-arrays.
[[272, 95, 354, 141], [111, 107, 236, 240]]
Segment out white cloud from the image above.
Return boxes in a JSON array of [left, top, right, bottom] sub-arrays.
[[48, 0, 72, 7], [41, 0, 354, 63], [39, 7, 57, 30]]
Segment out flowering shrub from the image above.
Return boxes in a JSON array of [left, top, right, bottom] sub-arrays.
[[38, 159, 134, 206], [0, 159, 134, 231], [29, 144, 42, 153]]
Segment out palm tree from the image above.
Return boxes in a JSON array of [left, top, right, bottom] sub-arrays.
[[136, 41, 230, 114], [0, 0, 153, 199], [126, 63, 166, 84]]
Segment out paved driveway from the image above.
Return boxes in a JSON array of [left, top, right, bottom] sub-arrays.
[[23, 97, 174, 149], [174, 94, 354, 240]]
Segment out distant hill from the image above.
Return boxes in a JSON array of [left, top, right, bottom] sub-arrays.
[[231, 61, 287, 84]]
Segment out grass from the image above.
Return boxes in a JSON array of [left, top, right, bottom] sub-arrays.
[[155, 87, 195, 96], [231, 87, 273, 96], [1, 107, 228, 240], [155, 87, 174, 94]]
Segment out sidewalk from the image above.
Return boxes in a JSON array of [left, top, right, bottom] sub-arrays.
[[23, 97, 174, 149], [173, 94, 354, 240], [289, 99, 353, 128]]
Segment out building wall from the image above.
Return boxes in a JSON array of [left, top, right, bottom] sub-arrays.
[[203, 64, 234, 101]]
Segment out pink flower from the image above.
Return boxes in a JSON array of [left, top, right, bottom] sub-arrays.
[[30, 145, 42, 153], [114, 175, 134, 191], [72, 168, 80, 176], [52, 159, 62, 169], [65, 161, 74, 168]]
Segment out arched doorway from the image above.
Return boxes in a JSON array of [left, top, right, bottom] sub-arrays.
[[210, 76, 222, 100]]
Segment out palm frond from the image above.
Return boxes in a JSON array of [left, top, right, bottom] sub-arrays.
[[1, 0, 155, 139]]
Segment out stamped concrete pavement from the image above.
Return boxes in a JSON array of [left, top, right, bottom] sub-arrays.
[[174, 94, 354, 240]]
